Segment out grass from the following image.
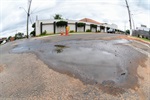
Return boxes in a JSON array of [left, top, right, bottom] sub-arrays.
[[140, 38, 150, 42], [37, 32, 95, 37], [37, 33, 58, 37], [133, 36, 150, 42]]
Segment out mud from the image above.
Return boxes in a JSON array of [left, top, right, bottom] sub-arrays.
[[9, 34, 148, 91], [0, 66, 4, 73]]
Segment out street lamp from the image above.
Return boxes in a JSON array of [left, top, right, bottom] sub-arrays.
[[19, 0, 32, 39], [124, 0, 132, 36]]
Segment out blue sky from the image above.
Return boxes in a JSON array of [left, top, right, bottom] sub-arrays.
[[0, 0, 150, 37]]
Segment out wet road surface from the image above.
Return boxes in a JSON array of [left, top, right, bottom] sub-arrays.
[[7, 33, 149, 89]]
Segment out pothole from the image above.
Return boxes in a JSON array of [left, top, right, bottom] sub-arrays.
[[54, 45, 69, 53]]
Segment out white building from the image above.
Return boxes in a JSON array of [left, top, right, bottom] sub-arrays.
[[35, 18, 118, 36]]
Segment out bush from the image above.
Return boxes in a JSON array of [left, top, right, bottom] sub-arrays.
[[77, 23, 85, 27], [70, 30, 74, 33], [41, 30, 47, 35], [86, 29, 91, 32], [90, 24, 97, 28], [126, 30, 130, 34], [56, 21, 67, 27], [97, 30, 100, 32], [30, 30, 35, 36]]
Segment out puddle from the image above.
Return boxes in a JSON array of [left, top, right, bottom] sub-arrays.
[[12, 46, 29, 53], [9, 38, 146, 90], [54, 45, 68, 53], [111, 39, 131, 44], [48, 46, 121, 84]]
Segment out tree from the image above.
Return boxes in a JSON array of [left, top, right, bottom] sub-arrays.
[[53, 14, 63, 20], [32, 23, 35, 28], [7, 36, 12, 41], [15, 32, 24, 40], [126, 30, 130, 34], [30, 23, 36, 36]]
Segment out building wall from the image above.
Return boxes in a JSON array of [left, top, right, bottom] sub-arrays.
[[42, 24, 53, 33], [56, 26, 65, 33], [35, 19, 118, 35], [36, 21, 41, 35], [77, 27, 84, 32], [85, 25, 90, 31], [69, 24, 75, 32]]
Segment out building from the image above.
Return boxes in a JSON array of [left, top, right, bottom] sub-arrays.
[[133, 25, 150, 39], [35, 18, 118, 36]]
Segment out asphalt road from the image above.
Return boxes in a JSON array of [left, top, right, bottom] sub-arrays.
[[0, 33, 149, 99]]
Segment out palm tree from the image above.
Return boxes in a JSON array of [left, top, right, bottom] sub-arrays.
[[53, 14, 62, 20]]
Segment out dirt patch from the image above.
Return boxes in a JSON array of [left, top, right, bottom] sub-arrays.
[[0, 65, 4, 73], [99, 80, 126, 96], [117, 35, 150, 45]]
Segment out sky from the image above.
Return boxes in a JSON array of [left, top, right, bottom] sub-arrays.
[[0, 0, 150, 38]]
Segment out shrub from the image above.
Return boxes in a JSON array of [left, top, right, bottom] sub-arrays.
[[126, 30, 130, 34], [90, 24, 97, 28], [97, 30, 100, 32], [77, 23, 85, 27], [56, 21, 67, 27], [70, 30, 74, 33], [30, 30, 35, 36], [86, 29, 91, 32]]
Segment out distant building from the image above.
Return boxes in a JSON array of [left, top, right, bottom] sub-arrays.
[[136, 25, 150, 32], [133, 25, 150, 39], [35, 18, 118, 36]]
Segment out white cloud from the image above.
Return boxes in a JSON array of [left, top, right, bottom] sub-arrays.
[[0, 0, 150, 38]]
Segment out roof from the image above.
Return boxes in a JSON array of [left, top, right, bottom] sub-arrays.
[[79, 18, 101, 24]]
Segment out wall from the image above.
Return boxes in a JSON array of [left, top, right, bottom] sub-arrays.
[[35, 19, 119, 35], [68, 24, 75, 32], [42, 24, 53, 33], [77, 27, 84, 32], [85, 25, 90, 31]]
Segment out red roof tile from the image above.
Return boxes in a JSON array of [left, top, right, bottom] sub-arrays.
[[79, 18, 101, 24]]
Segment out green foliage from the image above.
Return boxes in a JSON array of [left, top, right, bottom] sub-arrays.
[[7, 36, 12, 41], [69, 30, 74, 33], [32, 23, 35, 28], [30, 30, 35, 36], [15, 32, 24, 40], [77, 23, 85, 27], [86, 29, 91, 32], [97, 30, 100, 32], [54, 14, 63, 19], [90, 24, 97, 28], [56, 21, 67, 27], [41, 30, 47, 35], [126, 30, 130, 34]]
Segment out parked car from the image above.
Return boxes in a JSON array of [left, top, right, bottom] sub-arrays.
[[107, 28, 115, 33]]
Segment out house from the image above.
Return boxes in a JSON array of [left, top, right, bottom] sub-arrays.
[[35, 18, 118, 36]]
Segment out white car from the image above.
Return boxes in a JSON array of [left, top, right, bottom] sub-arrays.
[[107, 29, 115, 33]]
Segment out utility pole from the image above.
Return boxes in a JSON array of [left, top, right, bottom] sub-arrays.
[[27, 0, 32, 38], [125, 0, 132, 36]]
